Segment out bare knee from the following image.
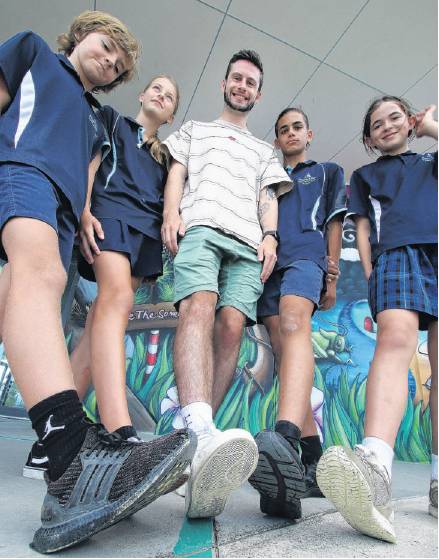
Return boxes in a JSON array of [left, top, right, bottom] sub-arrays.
[[377, 321, 418, 354], [179, 292, 217, 323], [95, 285, 134, 317], [216, 313, 244, 349], [279, 310, 310, 338], [12, 258, 67, 298]]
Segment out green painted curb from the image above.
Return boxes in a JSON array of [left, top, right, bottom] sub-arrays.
[[173, 517, 214, 557]]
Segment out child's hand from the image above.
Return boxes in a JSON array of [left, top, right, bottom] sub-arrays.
[[326, 256, 340, 283], [319, 280, 336, 311], [414, 104, 438, 139], [79, 210, 104, 264]]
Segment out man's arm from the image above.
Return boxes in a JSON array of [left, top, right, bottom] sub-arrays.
[[0, 72, 11, 113], [162, 160, 188, 256], [257, 185, 278, 283], [320, 216, 343, 310], [79, 153, 103, 264], [355, 215, 372, 280]]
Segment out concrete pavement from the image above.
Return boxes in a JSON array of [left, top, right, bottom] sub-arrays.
[[0, 416, 437, 558]]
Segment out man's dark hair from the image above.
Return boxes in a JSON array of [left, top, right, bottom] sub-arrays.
[[275, 107, 310, 137], [225, 49, 264, 91]]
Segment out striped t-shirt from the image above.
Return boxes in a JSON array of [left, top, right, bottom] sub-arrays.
[[163, 119, 292, 249]]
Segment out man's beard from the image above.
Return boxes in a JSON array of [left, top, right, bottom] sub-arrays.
[[224, 90, 255, 113]]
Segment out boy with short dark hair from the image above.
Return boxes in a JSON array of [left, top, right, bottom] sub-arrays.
[[249, 107, 346, 520], [0, 12, 194, 553]]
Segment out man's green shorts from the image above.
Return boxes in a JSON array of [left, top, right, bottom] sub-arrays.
[[173, 226, 263, 323]]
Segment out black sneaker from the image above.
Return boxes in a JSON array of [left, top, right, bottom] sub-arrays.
[[23, 441, 49, 480], [303, 459, 324, 498], [31, 425, 196, 553], [249, 430, 305, 520]]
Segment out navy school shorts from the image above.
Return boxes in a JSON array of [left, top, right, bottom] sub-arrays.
[[257, 259, 325, 319], [77, 217, 163, 282], [369, 244, 438, 330], [0, 162, 76, 271]]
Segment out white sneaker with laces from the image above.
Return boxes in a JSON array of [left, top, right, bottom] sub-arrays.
[[316, 444, 396, 543], [186, 426, 258, 518]]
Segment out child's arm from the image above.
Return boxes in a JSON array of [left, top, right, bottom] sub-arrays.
[[415, 104, 438, 140], [355, 215, 372, 280], [162, 160, 187, 256], [319, 216, 343, 310], [79, 153, 103, 264], [257, 185, 278, 283], [0, 72, 11, 112]]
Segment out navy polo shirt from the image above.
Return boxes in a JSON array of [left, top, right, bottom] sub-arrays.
[[347, 151, 438, 262], [0, 31, 106, 222], [277, 160, 346, 271], [90, 106, 167, 240]]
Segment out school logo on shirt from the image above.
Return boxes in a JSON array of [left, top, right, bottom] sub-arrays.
[[421, 153, 434, 162], [297, 173, 317, 185], [88, 113, 98, 133]]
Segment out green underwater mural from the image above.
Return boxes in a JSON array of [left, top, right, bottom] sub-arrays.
[[0, 219, 433, 462]]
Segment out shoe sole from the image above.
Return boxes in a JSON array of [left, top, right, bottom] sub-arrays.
[[248, 431, 305, 520], [31, 432, 197, 553], [23, 465, 47, 481], [186, 430, 258, 518], [316, 446, 396, 544]]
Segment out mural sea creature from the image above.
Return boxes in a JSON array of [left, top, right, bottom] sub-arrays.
[[312, 327, 352, 364]]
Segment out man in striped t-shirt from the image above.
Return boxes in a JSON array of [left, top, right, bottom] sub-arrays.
[[162, 50, 292, 519]]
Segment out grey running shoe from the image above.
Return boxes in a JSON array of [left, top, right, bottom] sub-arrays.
[[31, 425, 196, 553], [186, 426, 258, 518], [23, 441, 48, 480], [429, 479, 438, 518], [249, 431, 306, 520], [316, 445, 396, 543]]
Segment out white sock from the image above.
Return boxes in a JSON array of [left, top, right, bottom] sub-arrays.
[[362, 436, 394, 479], [432, 454, 438, 481], [181, 402, 215, 435]]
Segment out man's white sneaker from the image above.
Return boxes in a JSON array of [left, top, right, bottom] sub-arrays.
[[316, 444, 396, 543], [186, 427, 258, 518]]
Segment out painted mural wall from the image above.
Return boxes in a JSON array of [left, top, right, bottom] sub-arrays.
[[0, 219, 432, 461]]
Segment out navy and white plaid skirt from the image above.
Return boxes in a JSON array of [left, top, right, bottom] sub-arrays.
[[369, 244, 438, 330]]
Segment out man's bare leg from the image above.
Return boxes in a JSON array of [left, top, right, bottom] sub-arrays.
[[174, 291, 258, 519], [212, 306, 246, 414], [174, 291, 217, 407]]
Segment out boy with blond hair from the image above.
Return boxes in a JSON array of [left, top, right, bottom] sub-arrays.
[[0, 11, 194, 553]]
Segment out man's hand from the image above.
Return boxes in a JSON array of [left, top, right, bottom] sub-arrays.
[[257, 235, 277, 283], [79, 210, 104, 264], [319, 279, 336, 310], [161, 211, 186, 256], [326, 256, 340, 283]]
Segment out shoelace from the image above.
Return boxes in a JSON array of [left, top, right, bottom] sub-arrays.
[[84, 424, 134, 458]]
